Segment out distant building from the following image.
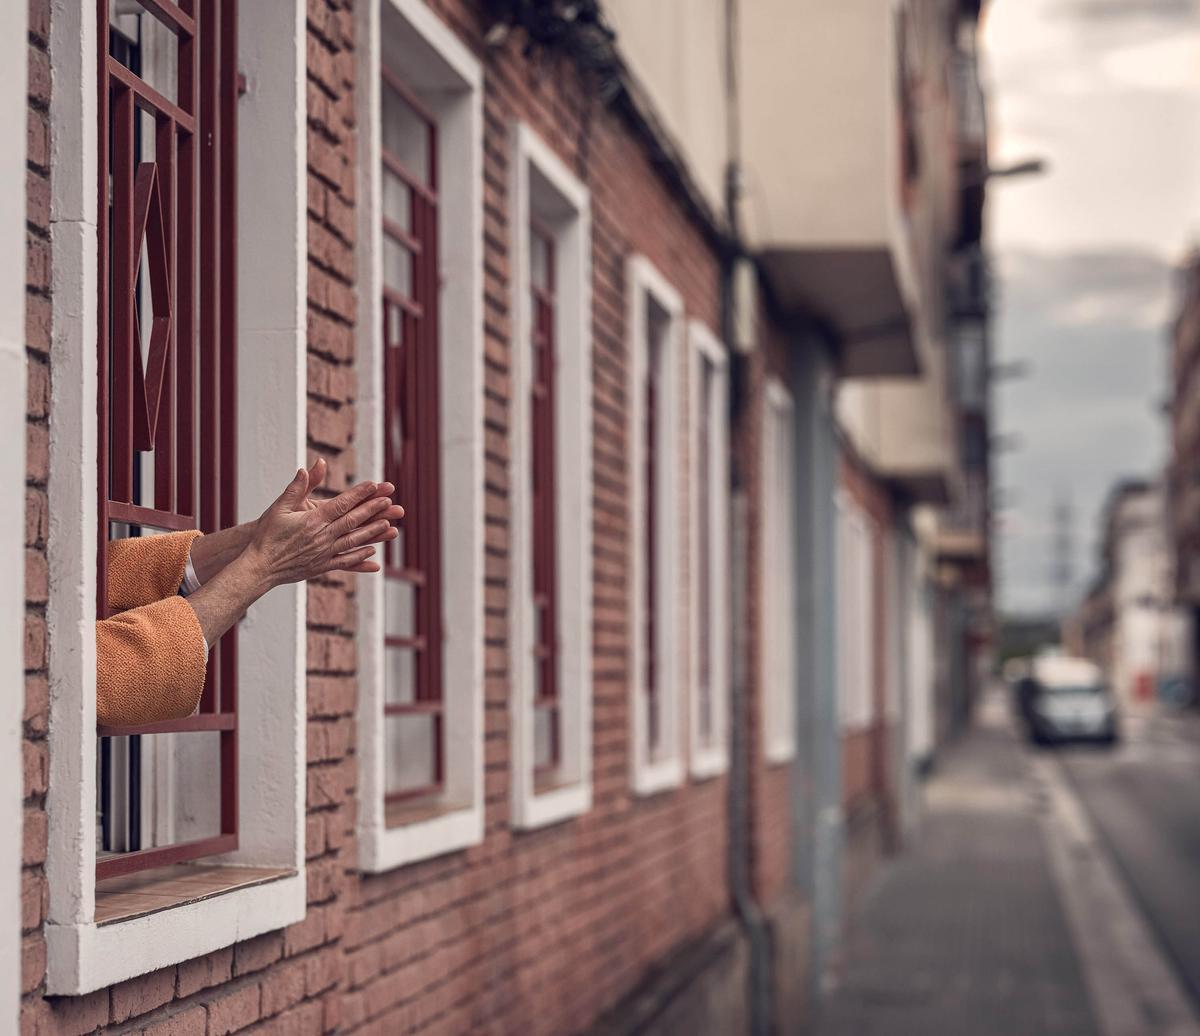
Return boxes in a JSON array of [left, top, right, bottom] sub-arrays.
[[1079, 481, 1191, 707], [1169, 252, 1200, 701]]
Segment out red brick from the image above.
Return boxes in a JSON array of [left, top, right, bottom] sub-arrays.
[[233, 932, 283, 977], [205, 983, 261, 1035], [23, 807, 47, 865], [23, 738, 47, 796], [25, 488, 47, 546], [260, 958, 307, 1017], [27, 44, 50, 106], [44, 988, 110, 1036], [21, 932, 44, 993], [21, 869, 45, 931], [25, 547, 48, 604], [111, 965, 176, 1023], [142, 1004, 207, 1036], [177, 947, 233, 998], [26, 420, 48, 483]]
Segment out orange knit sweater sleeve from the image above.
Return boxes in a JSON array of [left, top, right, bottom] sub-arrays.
[[107, 529, 204, 612], [96, 597, 209, 727], [96, 530, 209, 728]]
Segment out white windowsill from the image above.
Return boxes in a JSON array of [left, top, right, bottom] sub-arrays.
[[45, 871, 305, 995]]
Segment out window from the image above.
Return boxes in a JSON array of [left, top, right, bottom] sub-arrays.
[[762, 379, 797, 763], [98, 0, 238, 881], [509, 123, 592, 829], [836, 492, 876, 731], [628, 255, 684, 795], [45, 1, 308, 995], [356, 0, 483, 872], [688, 321, 729, 778], [0, 2, 27, 1025], [378, 68, 445, 810]]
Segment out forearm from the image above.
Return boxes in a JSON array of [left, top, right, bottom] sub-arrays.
[[189, 520, 258, 584], [184, 549, 273, 646]]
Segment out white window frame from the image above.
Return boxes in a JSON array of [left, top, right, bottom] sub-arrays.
[[687, 321, 729, 779], [836, 492, 876, 732], [355, 0, 484, 871], [628, 255, 685, 795], [44, 2, 309, 995], [762, 379, 797, 764], [508, 123, 592, 829], [0, 3, 27, 1026]]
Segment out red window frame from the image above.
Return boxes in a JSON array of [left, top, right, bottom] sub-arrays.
[[644, 321, 660, 752], [95, 0, 239, 880], [380, 68, 445, 814], [530, 225, 560, 781], [696, 356, 714, 745]]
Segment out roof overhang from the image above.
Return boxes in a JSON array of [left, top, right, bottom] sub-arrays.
[[758, 245, 920, 378], [886, 470, 952, 507]]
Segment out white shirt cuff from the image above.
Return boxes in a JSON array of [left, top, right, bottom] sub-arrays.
[[181, 553, 202, 597]]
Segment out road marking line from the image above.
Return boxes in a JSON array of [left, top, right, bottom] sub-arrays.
[[1032, 754, 1200, 1036]]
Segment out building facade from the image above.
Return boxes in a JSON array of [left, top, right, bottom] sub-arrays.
[[1085, 481, 1192, 708], [5, 1, 989, 1033]]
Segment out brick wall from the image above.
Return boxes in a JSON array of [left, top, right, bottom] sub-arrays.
[[339, 5, 733, 1033], [19, 1, 804, 1033], [735, 300, 796, 906]]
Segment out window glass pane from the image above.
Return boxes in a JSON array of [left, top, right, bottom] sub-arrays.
[[384, 645, 416, 705], [534, 706, 554, 771], [383, 236, 412, 297], [109, 2, 179, 103], [382, 170, 411, 232], [95, 731, 221, 857], [530, 230, 551, 293], [385, 714, 436, 794], [381, 78, 430, 183], [385, 577, 415, 639]]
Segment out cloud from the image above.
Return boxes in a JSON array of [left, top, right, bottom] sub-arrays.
[[992, 248, 1174, 611], [1050, 0, 1199, 23]]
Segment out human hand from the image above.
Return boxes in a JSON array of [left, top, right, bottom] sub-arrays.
[[244, 466, 405, 588]]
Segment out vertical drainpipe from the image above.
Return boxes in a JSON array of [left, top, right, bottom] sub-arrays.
[[722, 1, 772, 1033]]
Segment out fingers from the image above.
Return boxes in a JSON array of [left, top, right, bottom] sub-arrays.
[[321, 545, 376, 574], [306, 457, 327, 494], [327, 495, 392, 540], [315, 480, 378, 522], [332, 519, 398, 555], [278, 467, 309, 507]]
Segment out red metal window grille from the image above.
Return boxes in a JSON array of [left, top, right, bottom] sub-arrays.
[[379, 68, 445, 816], [644, 310, 661, 753], [96, 0, 239, 881], [696, 356, 714, 745], [530, 225, 560, 781]]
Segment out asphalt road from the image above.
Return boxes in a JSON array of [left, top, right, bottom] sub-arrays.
[[1053, 709, 1200, 1013]]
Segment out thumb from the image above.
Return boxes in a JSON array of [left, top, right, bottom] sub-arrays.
[[279, 467, 309, 507]]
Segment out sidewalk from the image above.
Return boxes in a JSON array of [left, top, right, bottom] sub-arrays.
[[816, 696, 1099, 1036]]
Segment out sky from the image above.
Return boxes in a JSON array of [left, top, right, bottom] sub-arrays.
[[982, 0, 1200, 615]]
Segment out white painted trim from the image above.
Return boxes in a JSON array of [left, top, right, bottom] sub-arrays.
[[44, 1, 308, 994], [835, 491, 876, 733], [509, 122, 593, 829], [355, 0, 485, 872], [762, 379, 797, 764], [627, 255, 685, 796], [47, 872, 305, 995], [0, 2, 27, 1028], [686, 321, 729, 780]]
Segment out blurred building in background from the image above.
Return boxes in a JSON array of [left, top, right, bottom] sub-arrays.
[[1072, 481, 1190, 708], [1170, 252, 1200, 705], [4, 0, 992, 1033]]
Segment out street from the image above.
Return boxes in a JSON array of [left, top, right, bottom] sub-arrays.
[[817, 692, 1200, 1036], [1058, 711, 1200, 1011]]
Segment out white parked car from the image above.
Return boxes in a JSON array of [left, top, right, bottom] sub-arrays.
[[1018, 656, 1119, 746]]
